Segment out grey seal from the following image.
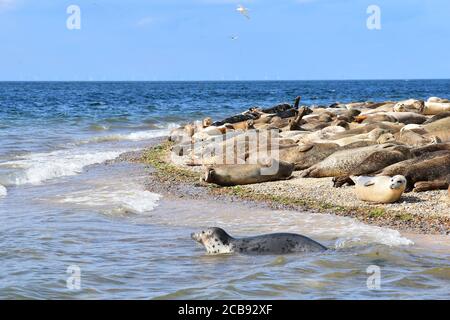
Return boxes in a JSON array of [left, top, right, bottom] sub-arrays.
[[191, 227, 327, 255]]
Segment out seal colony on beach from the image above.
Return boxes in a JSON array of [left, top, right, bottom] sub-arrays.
[[191, 227, 327, 255], [169, 95, 450, 205]]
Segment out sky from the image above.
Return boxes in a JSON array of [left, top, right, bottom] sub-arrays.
[[0, 0, 449, 81]]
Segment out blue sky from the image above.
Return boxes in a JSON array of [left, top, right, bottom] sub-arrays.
[[1, 0, 449, 80]]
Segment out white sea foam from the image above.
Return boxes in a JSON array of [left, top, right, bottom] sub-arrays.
[[0, 148, 130, 186], [332, 225, 414, 247], [0, 124, 178, 186], [58, 187, 161, 214], [81, 124, 178, 144], [285, 211, 414, 247], [0, 184, 7, 197], [146, 203, 413, 247]]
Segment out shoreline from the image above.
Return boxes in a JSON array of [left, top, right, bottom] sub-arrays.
[[140, 141, 449, 235]]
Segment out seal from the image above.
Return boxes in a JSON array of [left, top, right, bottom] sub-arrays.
[[352, 175, 407, 203], [355, 113, 397, 124], [328, 122, 403, 139], [378, 151, 450, 191], [300, 143, 411, 178], [395, 129, 440, 147], [427, 97, 450, 103], [323, 128, 394, 146], [423, 111, 450, 125], [277, 142, 341, 170], [386, 112, 427, 124], [169, 125, 194, 143], [413, 180, 449, 192], [191, 227, 327, 255], [333, 147, 450, 188], [392, 99, 424, 112], [202, 117, 212, 128], [202, 158, 294, 186], [421, 101, 450, 115]]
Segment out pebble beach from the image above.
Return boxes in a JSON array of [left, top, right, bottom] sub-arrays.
[[159, 95, 450, 235]]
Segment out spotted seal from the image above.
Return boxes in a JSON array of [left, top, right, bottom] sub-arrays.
[[377, 151, 450, 191], [300, 143, 411, 178], [191, 227, 327, 255]]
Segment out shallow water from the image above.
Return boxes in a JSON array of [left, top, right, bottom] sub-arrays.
[[0, 81, 449, 299], [1, 161, 449, 299]]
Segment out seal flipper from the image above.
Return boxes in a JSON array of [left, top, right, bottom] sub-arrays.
[[351, 175, 376, 187], [202, 167, 215, 183], [333, 176, 354, 188], [363, 181, 375, 187]]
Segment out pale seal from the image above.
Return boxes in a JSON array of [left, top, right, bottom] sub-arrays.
[[352, 175, 407, 203], [421, 101, 450, 115], [191, 227, 327, 255]]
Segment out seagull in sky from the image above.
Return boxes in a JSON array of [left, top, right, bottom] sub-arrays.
[[236, 4, 250, 19], [230, 35, 239, 40]]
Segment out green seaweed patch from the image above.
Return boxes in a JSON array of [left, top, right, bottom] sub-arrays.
[[142, 142, 199, 182], [395, 212, 414, 222], [368, 208, 385, 218]]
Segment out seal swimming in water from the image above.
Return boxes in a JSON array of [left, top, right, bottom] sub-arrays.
[[191, 227, 327, 255]]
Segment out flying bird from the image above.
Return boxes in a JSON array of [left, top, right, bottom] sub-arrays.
[[230, 35, 239, 40], [236, 4, 250, 19]]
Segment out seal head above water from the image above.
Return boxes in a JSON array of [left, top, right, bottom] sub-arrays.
[[191, 227, 327, 255]]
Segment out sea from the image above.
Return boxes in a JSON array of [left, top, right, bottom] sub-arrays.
[[0, 80, 449, 299]]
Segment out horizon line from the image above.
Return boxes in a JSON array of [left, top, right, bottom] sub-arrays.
[[1, 78, 450, 82]]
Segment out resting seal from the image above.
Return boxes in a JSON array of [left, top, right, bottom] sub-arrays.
[[277, 142, 341, 170], [421, 101, 450, 115], [202, 158, 294, 186], [378, 151, 450, 191], [191, 227, 327, 255], [301, 143, 411, 178], [352, 175, 407, 203]]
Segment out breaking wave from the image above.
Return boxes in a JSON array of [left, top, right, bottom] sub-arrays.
[[0, 148, 131, 186], [57, 187, 161, 214]]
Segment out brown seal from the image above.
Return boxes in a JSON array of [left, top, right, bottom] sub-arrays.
[[202, 158, 294, 186]]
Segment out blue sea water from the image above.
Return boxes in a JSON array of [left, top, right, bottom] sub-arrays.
[[0, 81, 449, 299], [2, 80, 449, 153]]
